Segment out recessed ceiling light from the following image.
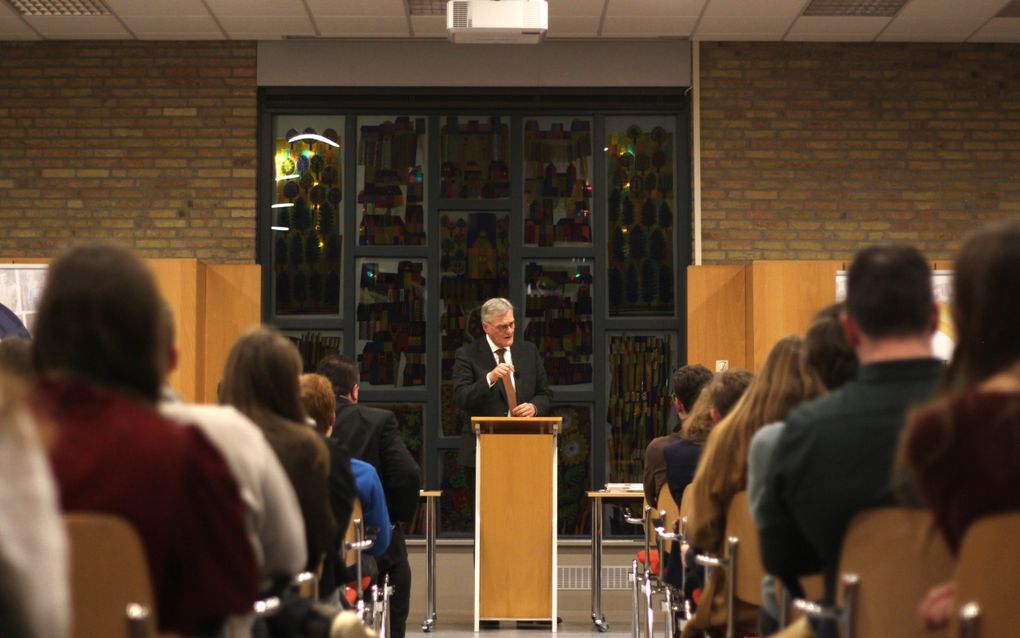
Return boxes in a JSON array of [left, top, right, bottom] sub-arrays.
[[802, 0, 908, 17], [7, 0, 110, 16]]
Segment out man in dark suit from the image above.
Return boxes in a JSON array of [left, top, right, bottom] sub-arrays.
[[453, 297, 553, 458], [316, 355, 421, 638]]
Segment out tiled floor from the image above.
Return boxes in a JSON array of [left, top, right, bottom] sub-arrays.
[[405, 613, 632, 637]]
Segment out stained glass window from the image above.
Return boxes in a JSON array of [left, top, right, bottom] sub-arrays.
[[523, 117, 593, 246], [439, 116, 510, 200], [357, 116, 427, 246], [355, 258, 427, 388]]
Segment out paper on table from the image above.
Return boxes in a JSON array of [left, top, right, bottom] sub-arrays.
[[604, 483, 643, 492]]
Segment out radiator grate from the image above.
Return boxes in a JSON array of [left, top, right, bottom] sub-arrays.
[[557, 565, 631, 590]]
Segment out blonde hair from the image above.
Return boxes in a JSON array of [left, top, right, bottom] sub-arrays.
[[689, 335, 823, 550], [299, 373, 336, 434]]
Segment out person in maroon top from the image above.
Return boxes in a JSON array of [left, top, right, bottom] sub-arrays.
[[899, 221, 1020, 631], [31, 243, 259, 636]]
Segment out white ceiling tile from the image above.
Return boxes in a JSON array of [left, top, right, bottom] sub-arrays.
[[785, 16, 889, 41], [307, 0, 407, 17], [879, 0, 1006, 41], [316, 16, 411, 36], [548, 0, 607, 18], [120, 15, 222, 34], [218, 15, 315, 37], [23, 15, 131, 37], [103, 0, 211, 16], [606, 0, 705, 18], [139, 31, 225, 39], [695, 0, 804, 39], [968, 17, 1020, 42], [410, 15, 446, 35], [549, 14, 600, 34], [0, 16, 39, 38], [206, 0, 307, 17], [602, 15, 696, 35]]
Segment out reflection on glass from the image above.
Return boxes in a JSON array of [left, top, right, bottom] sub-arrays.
[[523, 117, 593, 246], [606, 333, 674, 483], [272, 117, 343, 316], [523, 260, 593, 387], [554, 404, 592, 535], [356, 258, 427, 388], [282, 331, 342, 373], [439, 116, 510, 199], [439, 448, 474, 536], [606, 118, 675, 316], [357, 116, 427, 246], [438, 211, 510, 437]]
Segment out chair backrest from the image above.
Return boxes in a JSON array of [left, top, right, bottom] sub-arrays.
[[836, 508, 954, 638], [725, 491, 765, 607], [65, 513, 158, 638], [678, 484, 694, 533], [657, 483, 680, 555], [951, 512, 1020, 638], [344, 498, 365, 568]]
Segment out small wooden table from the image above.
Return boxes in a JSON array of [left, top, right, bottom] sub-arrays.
[[419, 489, 442, 632], [587, 488, 645, 632]]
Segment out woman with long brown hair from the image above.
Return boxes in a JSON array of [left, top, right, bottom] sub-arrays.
[[680, 335, 823, 638]]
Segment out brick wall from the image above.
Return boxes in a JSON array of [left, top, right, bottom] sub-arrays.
[[0, 41, 257, 262], [699, 42, 1020, 262]]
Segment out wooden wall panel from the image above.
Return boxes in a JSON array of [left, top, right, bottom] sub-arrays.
[[686, 265, 748, 371], [149, 259, 204, 403], [747, 261, 845, 370], [202, 264, 261, 403]]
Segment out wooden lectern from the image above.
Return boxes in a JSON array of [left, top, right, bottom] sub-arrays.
[[472, 416, 561, 632]]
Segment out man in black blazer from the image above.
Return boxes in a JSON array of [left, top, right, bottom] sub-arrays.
[[316, 355, 421, 638], [453, 297, 553, 461]]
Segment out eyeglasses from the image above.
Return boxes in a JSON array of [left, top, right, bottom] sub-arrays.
[[488, 321, 515, 333]]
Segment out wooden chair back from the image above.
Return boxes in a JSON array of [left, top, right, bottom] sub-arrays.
[[656, 483, 680, 555], [725, 490, 765, 607], [65, 513, 158, 638], [837, 508, 954, 638], [951, 512, 1020, 638]]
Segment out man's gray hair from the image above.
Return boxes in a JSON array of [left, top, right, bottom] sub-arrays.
[[481, 297, 514, 324]]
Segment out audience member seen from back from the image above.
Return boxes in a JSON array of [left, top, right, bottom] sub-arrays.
[[642, 364, 713, 505], [746, 302, 859, 635], [756, 244, 942, 637], [220, 327, 339, 574], [317, 355, 420, 638], [155, 302, 306, 607], [680, 335, 822, 638], [31, 243, 258, 635], [0, 369, 68, 638], [897, 221, 1020, 631]]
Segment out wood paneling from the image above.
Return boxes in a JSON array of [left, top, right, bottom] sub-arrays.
[[687, 264, 748, 371], [149, 259, 204, 403], [202, 264, 261, 402], [747, 261, 844, 370]]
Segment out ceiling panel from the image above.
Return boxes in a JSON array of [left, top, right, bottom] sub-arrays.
[[217, 15, 315, 38], [606, 0, 705, 18], [316, 16, 410, 36], [879, 0, 1007, 41], [120, 15, 223, 36], [969, 16, 1020, 41], [23, 15, 130, 37], [602, 15, 696, 36], [205, 0, 307, 17], [548, 0, 606, 17], [104, 0, 211, 16], [548, 14, 600, 35], [0, 1, 37, 38], [695, 0, 805, 39], [410, 14, 445, 35], [785, 16, 890, 40], [306, 0, 406, 17]]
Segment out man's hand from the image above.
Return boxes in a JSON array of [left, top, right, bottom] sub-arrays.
[[487, 363, 515, 386], [511, 402, 537, 417]]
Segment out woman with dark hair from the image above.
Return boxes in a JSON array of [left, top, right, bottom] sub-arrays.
[[221, 326, 338, 572], [898, 221, 1020, 630]]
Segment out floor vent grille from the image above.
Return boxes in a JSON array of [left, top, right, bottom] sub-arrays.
[[557, 565, 631, 590]]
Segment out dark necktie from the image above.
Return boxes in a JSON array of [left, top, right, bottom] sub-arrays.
[[495, 348, 518, 411]]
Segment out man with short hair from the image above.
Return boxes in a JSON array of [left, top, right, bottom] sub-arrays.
[[641, 364, 713, 505], [316, 355, 420, 638], [757, 244, 943, 611]]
